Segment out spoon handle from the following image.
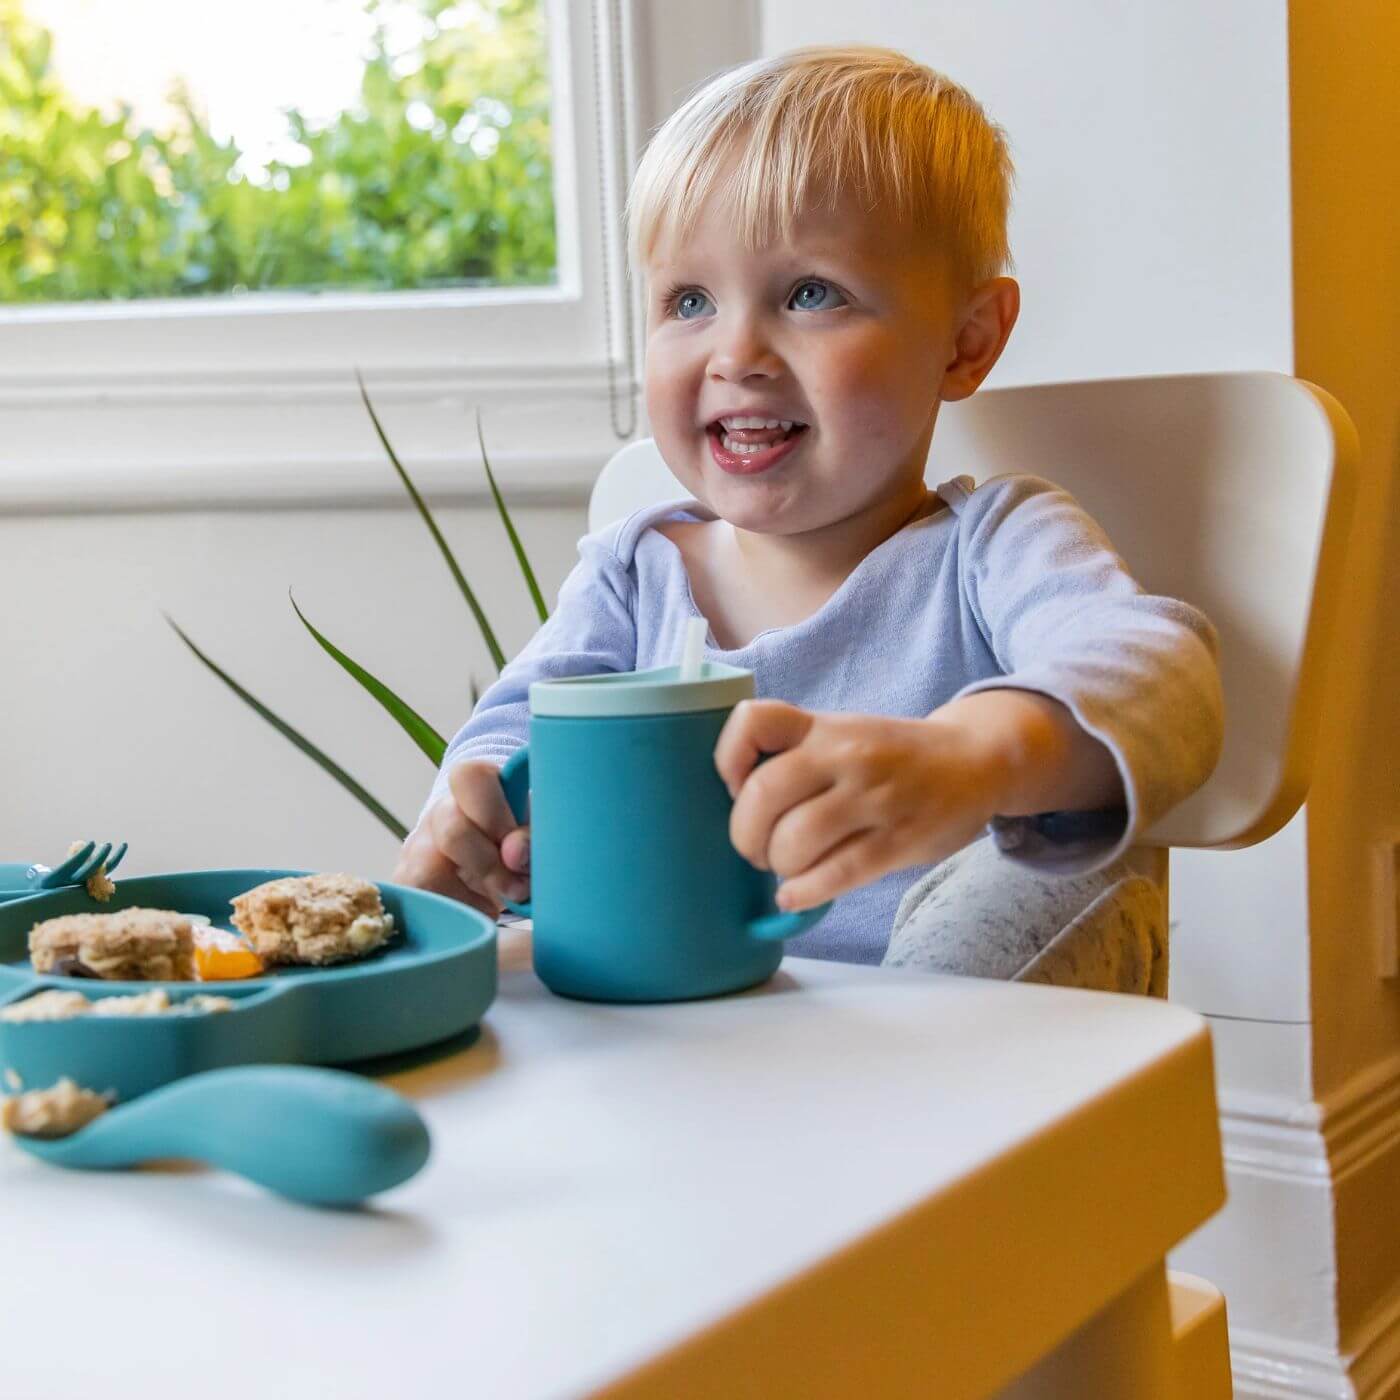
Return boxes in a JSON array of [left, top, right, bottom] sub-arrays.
[[19, 1065, 431, 1206]]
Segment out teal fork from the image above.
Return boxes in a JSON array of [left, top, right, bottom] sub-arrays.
[[24, 841, 129, 893]]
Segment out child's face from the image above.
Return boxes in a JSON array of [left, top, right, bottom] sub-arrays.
[[643, 183, 963, 538]]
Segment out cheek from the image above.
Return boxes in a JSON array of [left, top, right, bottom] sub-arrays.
[[643, 341, 693, 426], [818, 339, 932, 443]]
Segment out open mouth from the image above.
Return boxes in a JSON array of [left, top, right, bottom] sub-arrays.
[[704, 418, 809, 475]]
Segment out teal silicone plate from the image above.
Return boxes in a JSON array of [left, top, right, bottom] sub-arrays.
[[0, 869, 496, 1102]]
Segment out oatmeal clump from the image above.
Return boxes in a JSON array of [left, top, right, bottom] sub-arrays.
[[0, 990, 93, 1023], [230, 873, 394, 967], [2, 1079, 111, 1139], [0, 987, 235, 1022], [29, 909, 195, 981]]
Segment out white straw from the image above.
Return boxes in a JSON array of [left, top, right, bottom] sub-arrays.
[[678, 615, 708, 681]]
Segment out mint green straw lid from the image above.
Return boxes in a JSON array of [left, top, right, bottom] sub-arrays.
[[528, 662, 755, 718]]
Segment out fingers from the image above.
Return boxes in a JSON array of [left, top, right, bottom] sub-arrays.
[[429, 800, 527, 906], [393, 829, 502, 918], [729, 747, 834, 870], [714, 700, 815, 797], [448, 761, 520, 842], [425, 774, 529, 906], [500, 827, 531, 875], [764, 786, 865, 880], [776, 830, 889, 912]]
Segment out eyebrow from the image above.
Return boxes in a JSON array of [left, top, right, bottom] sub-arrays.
[[646, 244, 874, 279]]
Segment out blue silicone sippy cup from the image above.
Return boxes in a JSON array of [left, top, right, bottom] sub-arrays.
[[498, 662, 830, 1002]]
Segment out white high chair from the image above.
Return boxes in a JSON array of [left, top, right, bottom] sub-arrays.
[[589, 370, 1359, 1399]]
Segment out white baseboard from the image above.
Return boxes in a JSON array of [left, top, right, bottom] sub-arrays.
[[1231, 1283, 1400, 1399], [1175, 1046, 1400, 1399]]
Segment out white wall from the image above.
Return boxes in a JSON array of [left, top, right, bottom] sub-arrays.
[[0, 503, 586, 876]]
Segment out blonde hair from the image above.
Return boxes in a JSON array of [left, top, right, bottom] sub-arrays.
[[626, 45, 1014, 292]]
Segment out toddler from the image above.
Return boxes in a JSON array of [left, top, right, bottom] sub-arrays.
[[396, 46, 1224, 978]]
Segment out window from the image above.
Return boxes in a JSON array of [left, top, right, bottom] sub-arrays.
[[1, 0, 557, 304]]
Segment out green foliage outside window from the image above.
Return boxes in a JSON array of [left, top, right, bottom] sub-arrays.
[[0, 0, 556, 303]]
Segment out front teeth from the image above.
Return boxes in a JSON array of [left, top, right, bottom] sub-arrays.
[[721, 434, 773, 455], [716, 416, 800, 455], [720, 417, 795, 430]]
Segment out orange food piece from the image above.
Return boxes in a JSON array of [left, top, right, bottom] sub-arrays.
[[192, 928, 265, 981]]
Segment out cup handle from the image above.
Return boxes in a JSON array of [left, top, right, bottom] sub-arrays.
[[497, 747, 533, 919], [746, 899, 832, 943]]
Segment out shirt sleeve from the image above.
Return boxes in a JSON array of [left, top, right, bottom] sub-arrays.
[[950, 473, 1225, 874], [418, 527, 638, 820]]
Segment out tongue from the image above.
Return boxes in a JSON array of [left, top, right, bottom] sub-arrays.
[[722, 425, 793, 446]]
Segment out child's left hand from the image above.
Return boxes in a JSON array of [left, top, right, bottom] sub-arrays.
[[715, 699, 1012, 912]]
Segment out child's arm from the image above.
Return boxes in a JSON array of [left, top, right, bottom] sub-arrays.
[[395, 529, 638, 910], [719, 475, 1224, 912]]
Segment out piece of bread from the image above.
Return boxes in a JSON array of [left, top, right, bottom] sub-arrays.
[[28, 908, 196, 981], [230, 873, 394, 967]]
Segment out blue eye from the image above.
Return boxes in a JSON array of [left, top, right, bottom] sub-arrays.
[[672, 289, 713, 320], [790, 280, 846, 311]]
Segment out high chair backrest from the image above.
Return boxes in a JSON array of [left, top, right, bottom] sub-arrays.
[[587, 372, 1358, 851]]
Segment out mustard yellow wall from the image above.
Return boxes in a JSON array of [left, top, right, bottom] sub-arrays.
[[1290, 0, 1400, 1096], [1291, 0, 1400, 1335]]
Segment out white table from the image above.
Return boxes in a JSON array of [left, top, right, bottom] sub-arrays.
[[0, 931, 1223, 1399]]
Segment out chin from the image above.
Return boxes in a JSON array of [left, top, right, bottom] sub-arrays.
[[705, 479, 814, 535]]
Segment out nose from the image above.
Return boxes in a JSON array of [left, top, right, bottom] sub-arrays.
[[706, 311, 783, 383]]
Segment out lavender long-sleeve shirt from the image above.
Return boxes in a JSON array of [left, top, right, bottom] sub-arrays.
[[427, 473, 1224, 964]]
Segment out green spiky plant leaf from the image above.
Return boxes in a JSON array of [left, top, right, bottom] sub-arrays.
[[289, 591, 447, 767], [171, 379, 554, 848], [166, 615, 409, 841], [354, 367, 507, 671]]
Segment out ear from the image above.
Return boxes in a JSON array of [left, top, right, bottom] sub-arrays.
[[940, 277, 1020, 403]]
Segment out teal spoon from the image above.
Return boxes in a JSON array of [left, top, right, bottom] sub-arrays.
[[11, 1065, 431, 1207]]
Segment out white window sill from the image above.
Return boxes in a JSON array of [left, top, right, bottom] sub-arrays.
[[0, 359, 631, 513]]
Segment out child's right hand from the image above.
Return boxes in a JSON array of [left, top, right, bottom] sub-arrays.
[[392, 760, 531, 917]]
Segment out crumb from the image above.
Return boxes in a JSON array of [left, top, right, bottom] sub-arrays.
[[0, 990, 93, 1023], [231, 873, 394, 967], [68, 841, 116, 903], [0, 987, 235, 1021], [4, 1069, 22, 1092], [2, 1078, 111, 1139], [29, 908, 195, 981], [90, 989, 172, 1017], [86, 868, 116, 901], [90, 989, 233, 1016], [179, 995, 235, 1015]]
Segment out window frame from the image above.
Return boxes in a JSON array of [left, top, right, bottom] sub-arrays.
[[0, 0, 645, 511]]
